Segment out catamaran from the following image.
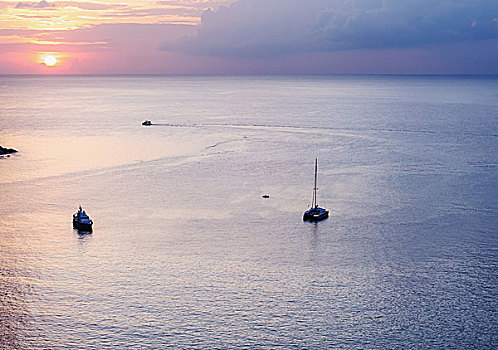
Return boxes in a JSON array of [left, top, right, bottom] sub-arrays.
[[303, 158, 329, 221]]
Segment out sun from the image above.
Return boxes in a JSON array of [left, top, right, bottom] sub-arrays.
[[44, 55, 57, 67]]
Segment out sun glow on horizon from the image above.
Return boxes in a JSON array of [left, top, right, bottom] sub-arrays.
[[38, 53, 66, 69], [44, 55, 57, 67]]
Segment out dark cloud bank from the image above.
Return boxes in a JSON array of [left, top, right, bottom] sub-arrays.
[[165, 0, 498, 57]]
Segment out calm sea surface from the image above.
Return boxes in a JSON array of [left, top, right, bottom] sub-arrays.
[[0, 75, 497, 349]]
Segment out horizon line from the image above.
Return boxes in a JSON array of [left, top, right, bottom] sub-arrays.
[[1, 73, 497, 78]]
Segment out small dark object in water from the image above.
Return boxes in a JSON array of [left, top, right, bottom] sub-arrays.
[[142, 120, 152, 126], [262, 195, 270, 198], [73, 206, 93, 232], [0, 145, 18, 155]]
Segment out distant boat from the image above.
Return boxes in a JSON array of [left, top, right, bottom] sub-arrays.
[[142, 120, 152, 126], [73, 206, 93, 232], [0, 145, 18, 156], [303, 158, 329, 222], [262, 194, 270, 198]]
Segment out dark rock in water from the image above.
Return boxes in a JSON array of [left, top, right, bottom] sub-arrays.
[[0, 146, 18, 155]]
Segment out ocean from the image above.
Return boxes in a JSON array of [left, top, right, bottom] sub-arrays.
[[0, 75, 497, 349]]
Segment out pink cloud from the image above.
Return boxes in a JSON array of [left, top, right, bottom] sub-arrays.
[[15, 0, 54, 9]]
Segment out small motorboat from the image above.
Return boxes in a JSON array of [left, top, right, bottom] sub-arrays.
[[262, 194, 270, 198], [142, 120, 152, 126], [73, 206, 93, 232], [303, 158, 329, 222]]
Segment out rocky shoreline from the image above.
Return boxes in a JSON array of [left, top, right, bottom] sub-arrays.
[[0, 146, 18, 155]]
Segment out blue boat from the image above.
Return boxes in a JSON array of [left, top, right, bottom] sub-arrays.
[[303, 159, 329, 222], [73, 206, 93, 232]]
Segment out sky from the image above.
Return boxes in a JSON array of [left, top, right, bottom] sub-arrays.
[[0, 0, 497, 74]]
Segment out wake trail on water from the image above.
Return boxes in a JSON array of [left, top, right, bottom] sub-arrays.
[[0, 152, 219, 187], [145, 122, 498, 138]]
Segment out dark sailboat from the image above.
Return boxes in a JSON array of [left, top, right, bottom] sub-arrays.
[[303, 158, 329, 222]]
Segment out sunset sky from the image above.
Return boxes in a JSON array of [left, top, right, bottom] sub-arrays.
[[1, 0, 497, 74]]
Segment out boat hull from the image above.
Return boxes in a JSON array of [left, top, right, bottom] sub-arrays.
[[303, 207, 329, 222], [73, 220, 93, 232]]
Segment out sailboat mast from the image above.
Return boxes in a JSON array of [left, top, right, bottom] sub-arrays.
[[313, 158, 318, 208]]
